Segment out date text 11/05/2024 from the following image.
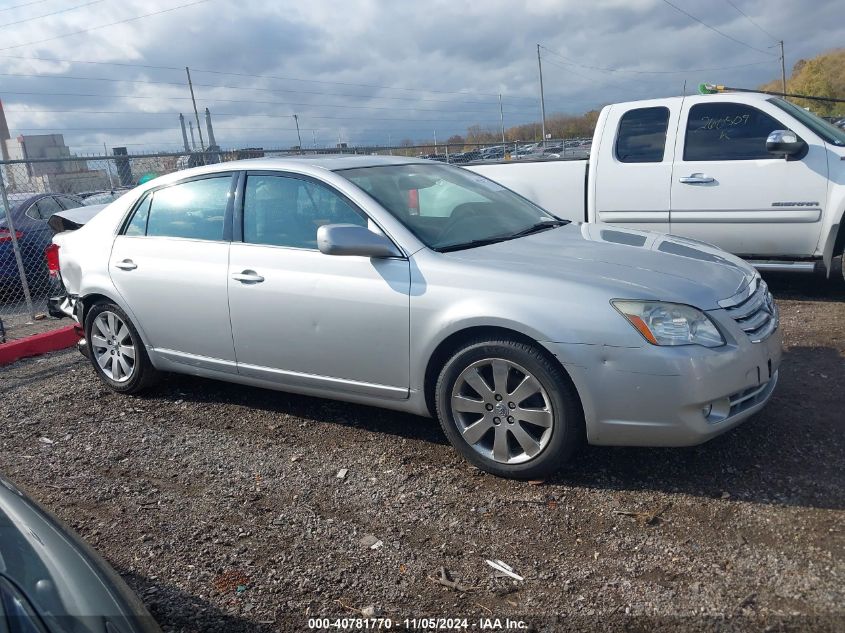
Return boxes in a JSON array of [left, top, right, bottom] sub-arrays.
[[307, 617, 530, 630]]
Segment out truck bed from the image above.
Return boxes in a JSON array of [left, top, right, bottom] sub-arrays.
[[465, 158, 588, 223]]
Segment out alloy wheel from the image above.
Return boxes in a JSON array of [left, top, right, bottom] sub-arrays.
[[91, 311, 136, 383], [450, 358, 554, 464]]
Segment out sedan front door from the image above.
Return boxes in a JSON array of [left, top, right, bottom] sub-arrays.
[[227, 171, 410, 399]]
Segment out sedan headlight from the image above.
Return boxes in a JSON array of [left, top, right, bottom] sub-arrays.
[[612, 300, 725, 347]]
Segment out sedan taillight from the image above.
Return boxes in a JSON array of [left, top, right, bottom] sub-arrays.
[[45, 243, 60, 276], [0, 229, 24, 243]]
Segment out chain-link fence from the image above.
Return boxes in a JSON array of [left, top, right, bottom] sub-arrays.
[[0, 138, 591, 334]]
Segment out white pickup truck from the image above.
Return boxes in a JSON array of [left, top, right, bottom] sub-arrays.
[[468, 91, 845, 279]]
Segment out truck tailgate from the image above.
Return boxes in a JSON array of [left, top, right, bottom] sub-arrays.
[[465, 159, 588, 222]]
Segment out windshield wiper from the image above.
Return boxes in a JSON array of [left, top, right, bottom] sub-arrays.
[[509, 219, 568, 238], [435, 219, 568, 253], [436, 235, 516, 252]]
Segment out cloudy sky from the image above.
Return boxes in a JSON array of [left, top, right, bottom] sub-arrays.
[[0, 0, 842, 154]]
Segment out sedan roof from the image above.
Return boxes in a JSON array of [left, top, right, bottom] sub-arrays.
[[236, 154, 430, 171], [169, 154, 430, 180]]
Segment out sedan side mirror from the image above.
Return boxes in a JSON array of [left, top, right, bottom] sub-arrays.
[[766, 130, 807, 158], [317, 224, 403, 258]]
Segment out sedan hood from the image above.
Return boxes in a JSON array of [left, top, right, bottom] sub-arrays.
[[443, 223, 755, 310]]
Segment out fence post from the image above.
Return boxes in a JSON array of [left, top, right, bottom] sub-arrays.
[[0, 164, 35, 318]]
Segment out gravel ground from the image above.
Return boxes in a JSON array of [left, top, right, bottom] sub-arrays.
[[0, 273, 843, 632], [0, 310, 61, 342]]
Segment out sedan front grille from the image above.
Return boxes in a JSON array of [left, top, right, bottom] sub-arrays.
[[720, 277, 778, 343], [728, 371, 778, 418]]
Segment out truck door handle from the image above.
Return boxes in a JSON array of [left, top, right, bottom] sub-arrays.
[[114, 259, 137, 270], [231, 270, 265, 284], [679, 173, 715, 184]]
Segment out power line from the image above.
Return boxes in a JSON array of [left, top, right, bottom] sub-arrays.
[[0, 0, 104, 29], [190, 67, 535, 101], [539, 44, 774, 74], [0, 72, 539, 113], [0, 0, 49, 13], [724, 0, 779, 42], [660, 0, 777, 57], [0, 90, 529, 121], [0, 0, 213, 51], [0, 52, 536, 102]]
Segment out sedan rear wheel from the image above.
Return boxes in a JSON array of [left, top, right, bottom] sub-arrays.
[[85, 301, 159, 394], [91, 311, 136, 383], [435, 337, 583, 479]]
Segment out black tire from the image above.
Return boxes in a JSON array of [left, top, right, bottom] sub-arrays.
[[435, 337, 583, 479], [84, 301, 159, 394]]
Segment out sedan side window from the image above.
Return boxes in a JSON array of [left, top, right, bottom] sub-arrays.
[[56, 196, 82, 210], [125, 195, 152, 236], [243, 175, 366, 249], [684, 103, 784, 161], [24, 203, 41, 220], [34, 197, 62, 220], [144, 177, 231, 240]]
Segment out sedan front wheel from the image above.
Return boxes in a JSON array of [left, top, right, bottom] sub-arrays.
[[435, 337, 582, 479]]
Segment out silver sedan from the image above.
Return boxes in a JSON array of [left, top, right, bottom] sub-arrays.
[[50, 156, 781, 479]]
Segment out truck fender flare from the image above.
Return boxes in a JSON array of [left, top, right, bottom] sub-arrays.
[[822, 216, 844, 278]]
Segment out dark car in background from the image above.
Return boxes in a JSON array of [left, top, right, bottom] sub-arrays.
[[0, 476, 161, 632], [79, 189, 130, 206], [1, 193, 84, 294]]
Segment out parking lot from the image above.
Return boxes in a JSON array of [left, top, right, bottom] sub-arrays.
[[1, 273, 843, 632]]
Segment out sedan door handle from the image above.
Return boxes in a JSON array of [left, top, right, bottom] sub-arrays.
[[679, 173, 715, 184], [231, 270, 265, 284], [114, 259, 137, 271]]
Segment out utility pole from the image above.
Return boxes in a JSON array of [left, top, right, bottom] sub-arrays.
[[537, 44, 547, 148], [293, 114, 303, 153], [312, 129, 317, 149], [433, 129, 438, 155], [0, 168, 33, 317], [185, 67, 205, 151], [104, 142, 114, 189], [779, 40, 787, 95], [498, 94, 506, 147]]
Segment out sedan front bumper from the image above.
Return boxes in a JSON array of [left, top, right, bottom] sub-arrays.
[[542, 322, 783, 447]]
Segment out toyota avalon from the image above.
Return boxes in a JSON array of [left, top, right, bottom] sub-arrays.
[[47, 156, 781, 479]]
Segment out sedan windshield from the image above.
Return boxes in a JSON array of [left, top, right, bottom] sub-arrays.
[[337, 163, 565, 251]]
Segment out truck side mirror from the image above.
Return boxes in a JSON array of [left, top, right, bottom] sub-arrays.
[[766, 130, 807, 158]]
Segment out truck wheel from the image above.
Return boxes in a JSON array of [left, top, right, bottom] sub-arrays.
[[435, 337, 583, 479], [84, 302, 159, 394]]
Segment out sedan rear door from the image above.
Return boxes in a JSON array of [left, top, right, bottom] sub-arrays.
[[109, 173, 238, 373]]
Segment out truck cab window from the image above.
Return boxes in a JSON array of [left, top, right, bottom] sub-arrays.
[[684, 103, 784, 161], [615, 107, 670, 163]]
